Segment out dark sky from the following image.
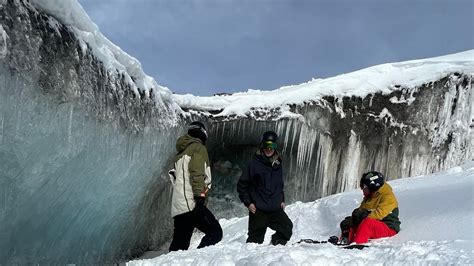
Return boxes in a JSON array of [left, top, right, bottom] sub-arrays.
[[78, 0, 474, 96]]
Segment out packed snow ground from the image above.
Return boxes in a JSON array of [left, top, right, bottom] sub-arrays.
[[128, 162, 474, 265]]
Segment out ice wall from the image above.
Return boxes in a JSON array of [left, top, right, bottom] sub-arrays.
[[206, 74, 473, 217], [0, 1, 182, 264]]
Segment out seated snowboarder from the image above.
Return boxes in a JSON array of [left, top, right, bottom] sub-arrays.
[[332, 171, 401, 245]]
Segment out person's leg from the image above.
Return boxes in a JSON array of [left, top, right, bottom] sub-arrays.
[[247, 210, 269, 244], [195, 208, 223, 249], [339, 216, 352, 244], [348, 228, 356, 243], [353, 217, 397, 244], [268, 209, 293, 245], [169, 212, 196, 251]]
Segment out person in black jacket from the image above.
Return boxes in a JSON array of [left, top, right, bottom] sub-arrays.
[[237, 131, 293, 245]]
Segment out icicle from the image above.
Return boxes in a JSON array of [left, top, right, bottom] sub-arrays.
[[0, 25, 7, 59], [340, 130, 362, 192], [67, 104, 74, 149]]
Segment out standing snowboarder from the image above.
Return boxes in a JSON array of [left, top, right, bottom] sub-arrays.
[[168, 121, 222, 251], [333, 171, 401, 245], [237, 131, 293, 245]]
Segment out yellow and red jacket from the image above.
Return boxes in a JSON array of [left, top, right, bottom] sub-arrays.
[[359, 182, 400, 232]]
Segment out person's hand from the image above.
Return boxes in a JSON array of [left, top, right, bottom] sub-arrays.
[[193, 197, 206, 216], [248, 203, 256, 214], [351, 208, 370, 227], [280, 202, 285, 209]]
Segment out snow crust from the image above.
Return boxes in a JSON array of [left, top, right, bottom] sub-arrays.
[[174, 50, 474, 118], [128, 162, 474, 265], [29, 0, 174, 103]]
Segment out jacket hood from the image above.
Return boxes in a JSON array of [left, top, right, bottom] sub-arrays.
[[176, 134, 202, 153]]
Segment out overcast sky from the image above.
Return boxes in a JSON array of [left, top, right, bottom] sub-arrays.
[[78, 0, 473, 96]]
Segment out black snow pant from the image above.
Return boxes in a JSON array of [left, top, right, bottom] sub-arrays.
[[169, 207, 223, 252], [247, 208, 293, 245]]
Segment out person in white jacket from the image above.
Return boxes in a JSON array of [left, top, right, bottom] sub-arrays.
[[168, 121, 222, 251]]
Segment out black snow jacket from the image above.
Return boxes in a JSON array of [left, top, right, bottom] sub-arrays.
[[237, 149, 285, 212]]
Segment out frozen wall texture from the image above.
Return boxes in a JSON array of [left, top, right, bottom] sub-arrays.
[[0, 0, 472, 264], [206, 74, 473, 218]]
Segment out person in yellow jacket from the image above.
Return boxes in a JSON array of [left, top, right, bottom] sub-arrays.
[[168, 121, 222, 251], [336, 171, 401, 244]]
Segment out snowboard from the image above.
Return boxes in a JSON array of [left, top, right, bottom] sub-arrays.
[[296, 239, 369, 250]]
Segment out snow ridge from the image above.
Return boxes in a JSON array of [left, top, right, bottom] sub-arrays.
[[27, 1, 473, 123], [174, 50, 474, 118]]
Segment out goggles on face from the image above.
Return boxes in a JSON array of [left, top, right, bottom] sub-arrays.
[[263, 141, 277, 150]]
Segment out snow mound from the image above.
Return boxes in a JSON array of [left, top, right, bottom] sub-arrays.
[[128, 162, 474, 265]]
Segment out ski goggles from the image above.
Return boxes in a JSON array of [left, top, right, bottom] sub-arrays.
[[263, 141, 277, 150]]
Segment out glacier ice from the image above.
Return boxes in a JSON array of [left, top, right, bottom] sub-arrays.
[[0, 66, 182, 264], [0, 1, 183, 264]]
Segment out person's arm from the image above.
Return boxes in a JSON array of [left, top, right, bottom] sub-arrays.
[[188, 145, 208, 197], [281, 168, 285, 207], [368, 193, 398, 220], [281, 168, 285, 209], [237, 164, 252, 207]]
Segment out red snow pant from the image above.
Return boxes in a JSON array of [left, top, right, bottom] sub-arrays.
[[349, 218, 397, 244]]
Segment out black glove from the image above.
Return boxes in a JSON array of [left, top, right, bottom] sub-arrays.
[[193, 196, 206, 216], [351, 208, 370, 228], [340, 216, 353, 234]]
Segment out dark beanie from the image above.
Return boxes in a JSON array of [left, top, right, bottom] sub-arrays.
[[188, 121, 208, 144]]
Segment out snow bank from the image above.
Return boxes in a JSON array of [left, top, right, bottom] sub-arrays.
[[128, 162, 474, 265], [174, 50, 474, 118]]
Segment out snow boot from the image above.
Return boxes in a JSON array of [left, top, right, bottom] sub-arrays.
[[328, 235, 349, 245], [328, 236, 339, 245]]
